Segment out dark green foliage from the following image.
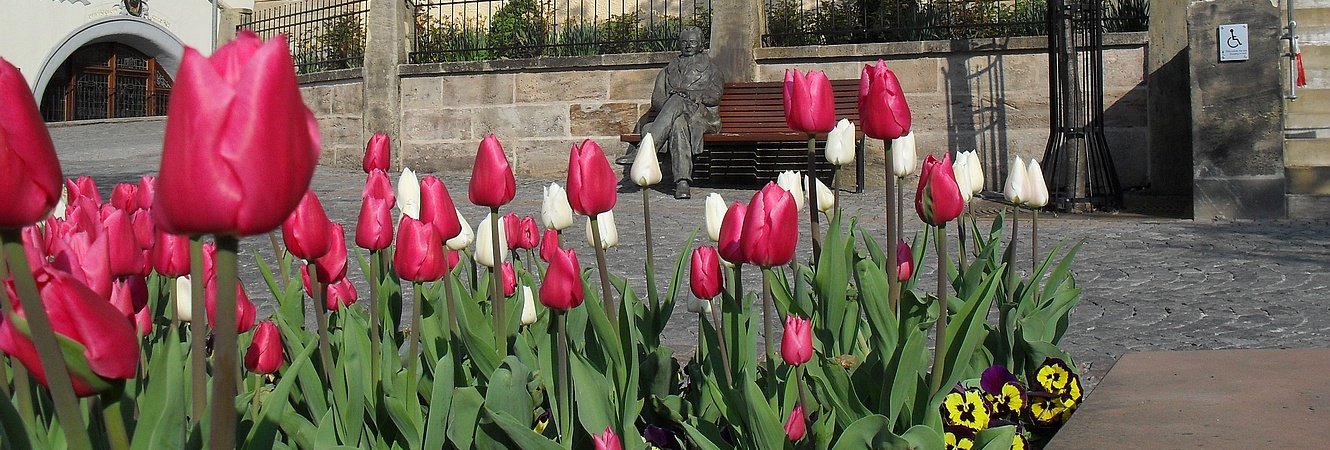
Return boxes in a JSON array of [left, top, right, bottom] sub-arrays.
[[489, 0, 551, 59]]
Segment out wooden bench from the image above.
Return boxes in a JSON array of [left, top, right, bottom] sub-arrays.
[[620, 80, 866, 191]]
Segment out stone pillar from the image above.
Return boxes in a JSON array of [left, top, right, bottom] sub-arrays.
[[216, 7, 251, 46], [362, 0, 411, 168], [1187, 0, 1285, 219], [708, 0, 763, 83], [1146, 0, 1191, 197]]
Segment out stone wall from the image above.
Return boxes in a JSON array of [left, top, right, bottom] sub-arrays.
[[298, 69, 365, 167]]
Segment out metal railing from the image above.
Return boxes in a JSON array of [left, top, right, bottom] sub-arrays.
[[410, 0, 712, 64], [239, 0, 369, 74], [763, 0, 1148, 47]]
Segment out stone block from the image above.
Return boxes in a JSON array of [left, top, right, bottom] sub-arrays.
[[1284, 138, 1330, 166], [401, 109, 472, 142], [439, 74, 515, 106], [1286, 194, 1330, 218], [399, 141, 477, 173], [1192, 176, 1286, 219], [330, 83, 364, 115], [570, 102, 641, 136], [316, 116, 363, 151], [516, 72, 608, 103], [1103, 87, 1149, 128], [300, 85, 333, 115], [472, 104, 568, 139], [608, 69, 660, 101], [508, 139, 582, 178], [757, 59, 940, 94], [1103, 48, 1147, 88], [1288, 89, 1330, 114], [400, 77, 442, 110], [1285, 166, 1330, 194], [1105, 128, 1150, 188], [943, 53, 1048, 93]]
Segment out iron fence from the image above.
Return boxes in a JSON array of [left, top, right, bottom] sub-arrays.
[[410, 0, 712, 64], [239, 0, 368, 74], [763, 0, 1148, 47]]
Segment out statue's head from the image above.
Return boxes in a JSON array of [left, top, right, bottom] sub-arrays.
[[679, 26, 704, 57]]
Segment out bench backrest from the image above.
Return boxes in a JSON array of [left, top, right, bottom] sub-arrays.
[[718, 80, 862, 136]]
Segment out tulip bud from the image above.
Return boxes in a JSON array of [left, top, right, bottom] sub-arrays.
[[245, 321, 284, 374], [518, 216, 539, 249], [743, 183, 799, 268], [136, 175, 156, 211], [703, 193, 726, 242], [585, 210, 619, 250], [469, 134, 517, 207], [781, 315, 813, 366], [690, 246, 722, 300], [519, 286, 538, 326], [446, 209, 473, 250], [52, 185, 68, 220], [539, 228, 561, 261], [1004, 156, 1027, 205], [419, 175, 462, 241], [104, 209, 146, 278], [363, 133, 391, 173], [896, 239, 913, 282], [567, 139, 618, 216], [1025, 159, 1049, 208], [502, 213, 522, 250], [859, 59, 912, 140], [687, 297, 713, 314], [807, 175, 835, 214], [394, 217, 447, 282], [915, 154, 965, 226], [592, 426, 622, 450], [152, 230, 191, 277], [785, 406, 807, 442], [501, 262, 517, 297], [953, 155, 974, 204], [963, 150, 985, 195], [717, 202, 747, 265], [282, 190, 332, 260], [110, 276, 150, 336], [474, 214, 509, 267], [312, 222, 348, 283], [539, 247, 584, 311], [325, 276, 358, 310], [542, 183, 575, 231], [891, 132, 917, 179], [775, 170, 806, 211], [110, 183, 140, 213], [397, 167, 421, 220], [631, 133, 663, 187], [175, 275, 193, 321], [783, 68, 836, 134], [205, 276, 258, 333], [69, 176, 102, 205], [356, 169, 396, 251], [825, 119, 856, 166], [0, 57, 64, 228]]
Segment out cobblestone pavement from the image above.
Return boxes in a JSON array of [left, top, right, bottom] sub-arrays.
[[49, 119, 1330, 392]]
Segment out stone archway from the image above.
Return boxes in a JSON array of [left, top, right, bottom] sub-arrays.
[[32, 16, 186, 119]]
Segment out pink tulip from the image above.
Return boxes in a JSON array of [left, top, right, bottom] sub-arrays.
[[154, 31, 319, 236], [518, 216, 539, 250], [915, 154, 965, 226], [325, 276, 358, 311], [68, 176, 101, 205], [0, 57, 64, 228], [419, 175, 462, 241], [782, 69, 836, 134], [566, 139, 618, 216], [859, 59, 912, 140], [538, 228, 560, 262], [281, 190, 331, 260], [109, 276, 151, 336], [356, 169, 396, 251], [205, 275, 258, 333], [742, 183, 799, 268], [363, 133, 391, 173], [717, 202, 748, 265], [785, 406, 806, 441], [690, 246, 722, 300], [468, 134, 516, 207], [393, 217, 447, 283], [503, 213, 522, 250], [896, 239, 913, 282], [311, 222, 347, 284], [136, 175, 156, 211], [151, 230, 191, 277], [110, 183, 140, 213], [501, 262, 517, 297], [103, 209, 146, 278], [592, 426, 622, 450], [244, 321, 283, 374], [131, 209, 155, 250], [781, 315, 813, 366], [539, 247, 583, 311]]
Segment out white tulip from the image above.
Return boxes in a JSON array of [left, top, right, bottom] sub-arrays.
[[953, 155, 974, 204], [964, 150, 985, 195], [1025, 159, 1050, 208], [446, 208, 474, 250], [631, 133, 663, 187], [806, 175, 835, 213], [704, 193, 726, 242], [891, 132, 917, 179], [1004, 156, 1027, 205], [52, 185, 68, 220], [585, 210, 619, 250], [397, 167, 421, 220], [687, 297, 713, 314], [541, 183, 575, 231], [825, 119, 856, 166], [519, 286, 538, 326], [776, 170, 806, 211], [474, 213, 508, 267], [175, 275, 193, 322]]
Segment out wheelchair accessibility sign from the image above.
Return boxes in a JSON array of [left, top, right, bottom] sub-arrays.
[[1219, 24, 1249, 62]]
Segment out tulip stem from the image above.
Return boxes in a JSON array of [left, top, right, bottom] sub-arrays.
[[0, 251, 21, 400], [708, 303, 733, 388], [832, 168, 841, 216], [489, 207, 507, 355], [314, 279, 333, 380], [101, 387, 131, 450], [1032, 208, 1039, 275], [210, 235, 240, 450], [642, 189, 659, 312], [188, 238, 207, 426], [761, 268, 776, 383], [885, 142, 900, 315], [958, 204, 969, 275], [368, 250, 382, 390], [444, 267, 459, 338], [268, 232, 289, 291], [1, 229, 92, 450], [930, 225, 949, 395], [806, 135, 822, 262], [589, 216, 617, 333], [727, 264, 745, 374], [556, 312, 572, 448], [408, 281, 423, 381], [795, 364, 810, 414]]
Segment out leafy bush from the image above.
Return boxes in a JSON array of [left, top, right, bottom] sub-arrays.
[[1105, 0, 1150, 32], [291, 12, 365, 74], [489, 0, 551, 59], [414, 16, 492, 63]]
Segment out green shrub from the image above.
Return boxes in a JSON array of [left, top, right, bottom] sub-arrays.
[[489, 0, 551, 59], [414, 16, 491, 63], [1105, 0, 1150, 32], [290, 11, 365, 74]]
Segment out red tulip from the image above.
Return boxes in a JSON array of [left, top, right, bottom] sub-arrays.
[[785, 406, 807, 442], [516, 216, 539, 249], [468, 134, 516, 207], [592, 426, 622, 450], [151, 230, 191, 277], [131, 209, 155, 250], [503, 213, 522, 250], [68, 176, 101, 205], [690, 246, 722, 300], [109, 276, 151, 336], [717, 202, 748, 265], [136, 175, 156, 211], [110, 183, 140, 213], [539, 247, 583, 311], [501, 262, 517, 297], [0, 57, 64, 228], [311, 222, 347, 283], [244, 321, 283, 374], [419, 175, 461, 241], [205, 275, 258, 333], [567, 139, 618, 216], [782, 69, 836, 134], [859, 59, 912, 140], [896, 239, 913, 282], [393, 216, 447, 282], [538, 228, 561, 262], [0, 268, 138, 396], [281, 190, 331, 260], [915, 154, 965, 226], [154, 31, 319, 237], [742, 183, 799, 268], [356, 169, 396, 251], [48, 229, 112, 299], [326, 276, 358, 310], [781, 315, 812, 366], [363, 133, 391, 173], [103, 209, 146, 278]]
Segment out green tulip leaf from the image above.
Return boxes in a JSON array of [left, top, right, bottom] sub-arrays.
[[0, 389, 31, 450], [974, 425, 1018, 450], [480, 407, 563, 450], [484, 357, 534, 427], [446, 387, 485, 449], [245, 338, 319, 449], [131, 327, 186, 450], [570, 350, 618, 437]]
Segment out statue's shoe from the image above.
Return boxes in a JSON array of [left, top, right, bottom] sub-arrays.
[[615, 150, 637, 165], [674, 180, 691, 199]]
